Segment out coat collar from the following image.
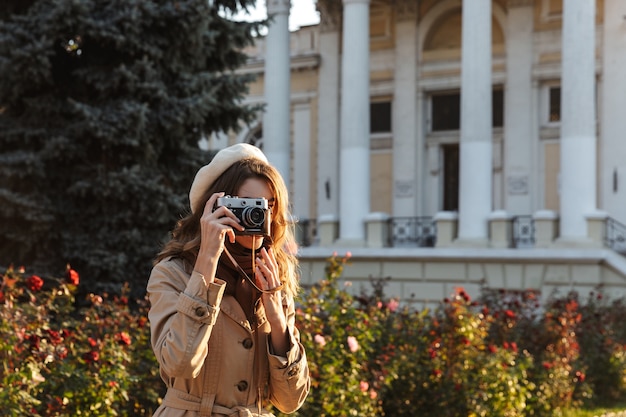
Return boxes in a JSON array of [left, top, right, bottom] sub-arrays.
[[219, 295, 267, 332]]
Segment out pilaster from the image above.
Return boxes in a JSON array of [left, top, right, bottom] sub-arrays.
[[316, 20, 341, 220], [503, 0, 534, 215], [392, 1, 418, 217]]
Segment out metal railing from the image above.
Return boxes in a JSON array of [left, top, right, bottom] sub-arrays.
[[512, 215, 535, 248], [606, 217, 626, 255], [389, 217, 437, 248], [296, 214, 537, 249]]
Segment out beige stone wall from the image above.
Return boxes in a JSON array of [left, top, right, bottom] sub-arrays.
[[371, 151, 393, 213], [543, 142, 560, 211], [298, 248, 626, 311]]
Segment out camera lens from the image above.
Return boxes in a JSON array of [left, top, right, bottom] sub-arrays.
[[242, 207, 266, 227]]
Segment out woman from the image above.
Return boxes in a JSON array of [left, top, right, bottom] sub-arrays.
[[147, 143, 310, 416]]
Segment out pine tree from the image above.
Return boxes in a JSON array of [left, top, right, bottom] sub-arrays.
[[0, 0, 263, 293]]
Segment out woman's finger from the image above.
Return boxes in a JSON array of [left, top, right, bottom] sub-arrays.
[[203, 192, 224, 215]]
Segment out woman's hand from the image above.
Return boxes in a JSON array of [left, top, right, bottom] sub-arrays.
[[194, 192, 244, 282], [255, 247, 289, 355]]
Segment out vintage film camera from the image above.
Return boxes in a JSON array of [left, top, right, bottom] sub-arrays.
[[215, 196, 271, 236]]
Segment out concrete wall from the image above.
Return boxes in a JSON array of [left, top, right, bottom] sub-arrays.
[[298, 246, 626, 311]]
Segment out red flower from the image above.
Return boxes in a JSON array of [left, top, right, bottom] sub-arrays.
[[504, 309, 516, 319], [88, 337, 97, 347], [575, 370, 586, 382], [137, 317, 148, 328], [116, 332, 131, 346], [26, 275, 43, 292], [66, 267, 79, 286], [56, 346, 68, 360], [83, 351, 99, 363], [47, 329, 63, 345], [488, 344, 497, 353], [542, 361, 553, 369], [27, 334, 41, 351], [47, 396, 63, 412]]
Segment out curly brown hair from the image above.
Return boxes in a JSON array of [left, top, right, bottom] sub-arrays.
[[155, 158, 300, 297]]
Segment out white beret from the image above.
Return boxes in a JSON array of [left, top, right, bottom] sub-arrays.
[[189, 143, 268, 213]]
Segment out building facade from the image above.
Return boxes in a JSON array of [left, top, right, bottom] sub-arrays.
[[210, 0, 626, 308]]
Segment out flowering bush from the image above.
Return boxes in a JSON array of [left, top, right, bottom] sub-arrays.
[[3, 256, 626, 416], [481, 288, 596, 416], [291, 254, 388, 416], [576, 290, 626, 406], [287, 255, 626, 417], [0, 264, 161, 416], [290, 257, 533, 417]]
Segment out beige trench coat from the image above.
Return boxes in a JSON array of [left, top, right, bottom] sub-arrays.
[[147, 258, 310, 417]]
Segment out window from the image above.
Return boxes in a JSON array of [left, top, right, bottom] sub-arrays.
[[549, 87, 561, 122], [370, 101, 392, 133], [431, 89, 504, 131], [493, 89, 504, 127], [432, 93, 460, 131]]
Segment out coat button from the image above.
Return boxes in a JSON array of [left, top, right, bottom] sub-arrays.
[[242, 338, 253, 349], [195, 307, 206, 317], [288, 366, 299, 377], [236, 380, 249, 391]]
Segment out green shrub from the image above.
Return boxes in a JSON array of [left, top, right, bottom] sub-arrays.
[[290, 257, 533, 417], [290, 254, 387, 416], [577, 291, 626, 406], [3, 256, 626, 416], [0, 265, 160, 416]]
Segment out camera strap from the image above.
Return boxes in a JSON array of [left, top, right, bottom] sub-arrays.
[[222, 238, 284, 295]]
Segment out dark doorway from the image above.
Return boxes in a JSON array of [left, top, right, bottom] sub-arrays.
[[443, 144, 459, 211]]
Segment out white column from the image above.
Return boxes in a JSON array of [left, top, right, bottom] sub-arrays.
[[339, 0, 370, 244], [392, 3, 418, 217], [316, 0, 342, 220], [504, 0, 534, 215], [263, 0, 291, 185], [457, 0, 492, 243], [559, 0, 596, 241], [600, 0, 626, 224]]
